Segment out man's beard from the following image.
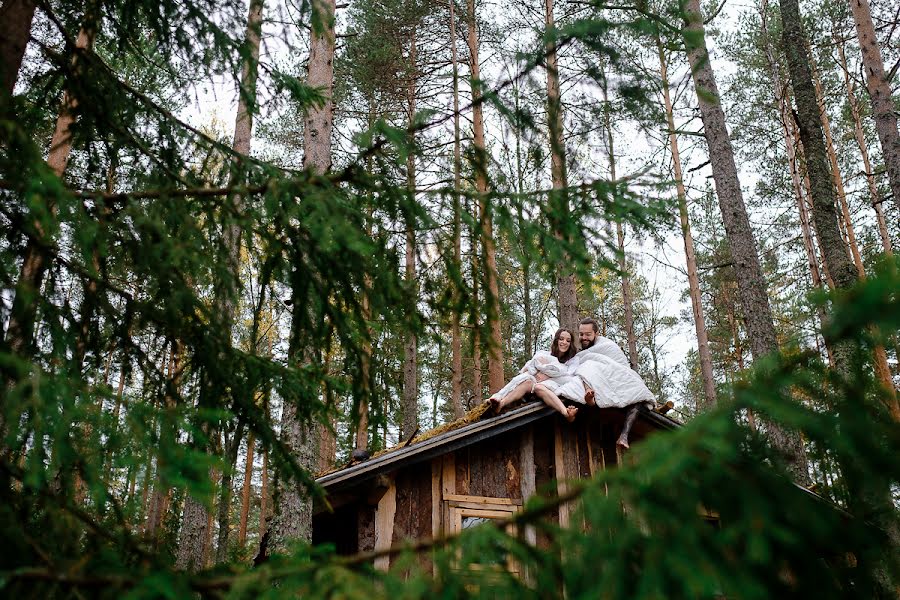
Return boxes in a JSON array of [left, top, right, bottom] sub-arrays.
[[581, 337, 596, 349]]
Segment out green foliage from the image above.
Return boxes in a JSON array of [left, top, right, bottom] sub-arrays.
[[3, 0, 898, 596]]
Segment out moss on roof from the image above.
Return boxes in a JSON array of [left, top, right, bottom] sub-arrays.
[[316, 400, 498, 478]]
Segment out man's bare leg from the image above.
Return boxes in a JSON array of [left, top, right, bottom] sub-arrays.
[[489, 380, 533, 414], [616, 405, 639, 449], [534, 384, 578, 423]]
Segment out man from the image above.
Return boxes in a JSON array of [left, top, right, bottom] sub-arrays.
[[570, 317, 653, 449]]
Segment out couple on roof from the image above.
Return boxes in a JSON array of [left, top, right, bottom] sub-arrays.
[[488, 317, 655, 448]]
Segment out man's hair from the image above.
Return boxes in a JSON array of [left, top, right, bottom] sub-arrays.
[[579, 317, 599, 333]]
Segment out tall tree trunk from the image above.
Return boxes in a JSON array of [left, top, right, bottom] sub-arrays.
[[214, 423, 245, 563], [849, 0, 900, 217], [357, 119, 376, 450], [544, 0, 578, 334], [467, 0, 504, 393], [180, 0, 265, 569], [272, 0, 334, 552], [5, 23, 94, 358], [151, 342, 180, 548], [319, 351, 337, 471], [682, 0, 808, 483], [758, 0, 835, 366], [655, 33, 716, 407], [513, 78, 534, 359], [356, 285, 372, 449], [778, 6, 900, 581], [836, 37, 893, 255], [471, 194, 483, 406], [601, 85, 638, 369], [449, 0, 464, 420], [401, 29, 419, 441], [0, 0, 36, 100], [257, 395, 270, 543], [807, 46, 865, 277]]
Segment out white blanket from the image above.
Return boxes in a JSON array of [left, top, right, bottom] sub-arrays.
[[492, 350, 577, 401], [548, 337, 656, 409]]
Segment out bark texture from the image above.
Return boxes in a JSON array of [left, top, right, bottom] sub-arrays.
[[272, 0, 334, 552], [849, 0, 900, 218], [0, 0, 36, 99], [683, 0, 809, 483], [401, 28, 418, 441], [467, 0, 504, 393]]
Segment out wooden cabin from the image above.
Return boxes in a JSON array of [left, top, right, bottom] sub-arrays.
[[312, 400, 679, 569]]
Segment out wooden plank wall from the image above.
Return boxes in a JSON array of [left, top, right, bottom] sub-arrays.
[[355, 408, 658, 571], [455, 430, 522, 499]]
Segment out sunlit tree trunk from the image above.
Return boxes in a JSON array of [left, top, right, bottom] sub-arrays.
[[849, 0, 900, 217], [655, 33, 716, 407], [6, 23, 94, 358], [835, 37, 892, 255], [683, 0, 808, 483], [467, 0, 504, 393]]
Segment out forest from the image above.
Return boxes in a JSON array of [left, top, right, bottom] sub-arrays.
[[0, 0, 898, 596]]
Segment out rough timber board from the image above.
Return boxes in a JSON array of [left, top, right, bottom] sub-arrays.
[[317, 402, 553, 492]]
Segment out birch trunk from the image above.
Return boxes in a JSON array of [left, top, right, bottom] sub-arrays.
[[683, 0, 808, 483], [545, 0, 578, 334], [272, 0, 334, 552], [237, 431, 254, 546], [449, 0, 464, 420], [849, 0, 900, 217], [467, 0, 504, 393], [655, 34, 716, 407]]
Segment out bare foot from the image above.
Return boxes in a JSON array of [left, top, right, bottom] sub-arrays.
[[565, 406, 579, 423], [584, 388, 596, 407], [489, 396, 501, 415], [616, 435, 630, 450]]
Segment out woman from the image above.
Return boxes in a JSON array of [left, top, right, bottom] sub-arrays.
[[488, 328, 579, 422]]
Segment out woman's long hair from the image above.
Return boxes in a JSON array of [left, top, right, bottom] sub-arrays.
[[550, 328, 576, 364]]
